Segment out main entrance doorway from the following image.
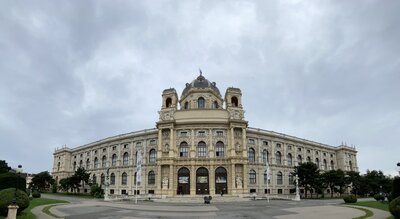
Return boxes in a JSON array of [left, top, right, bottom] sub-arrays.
[[196, 167, 209, 194], [177, 167, 190, 195], [215, 167, 228, 195]]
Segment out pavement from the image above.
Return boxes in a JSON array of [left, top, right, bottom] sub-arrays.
[[31, 194, 392, 219]]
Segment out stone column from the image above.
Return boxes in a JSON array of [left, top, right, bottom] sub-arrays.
[[169, 165, 174, 196], [230, 127, 235, 156], [190, 165, 196, 195], [7, 205, 18, 219], [156, 165, 162, 194], [209, 165, 215, 195], [231, 163, 236, 195]]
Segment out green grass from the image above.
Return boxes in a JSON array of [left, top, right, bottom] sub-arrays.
[[44, 192, 94, 199], [0, 198, 68, 219], [42, 204, 65, 218], [347, 206, 373, 219], [347, 201, 395, 219]]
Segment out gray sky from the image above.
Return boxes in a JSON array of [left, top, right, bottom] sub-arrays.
[[1, 1, 399, 176]]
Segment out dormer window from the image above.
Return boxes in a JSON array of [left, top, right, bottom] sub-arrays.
[[166, 97, 172, 108], [198, 97, 205, 108], [212, 101, 218, 109]]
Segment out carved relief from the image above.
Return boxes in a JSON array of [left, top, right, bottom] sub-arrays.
[[228, 109, 244, 120]]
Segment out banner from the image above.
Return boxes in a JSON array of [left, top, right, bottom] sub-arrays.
[[136, 150, 142, 183]]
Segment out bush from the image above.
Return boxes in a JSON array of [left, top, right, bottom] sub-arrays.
[[389, 196, 400, 219], [0, 188, 30, 216], [32, 191, 41, 198], [343, 195, 357, 203], [90, 184, 103, 198], [374, 194, 384, 201], [52, 182, 58, 193], [393, 177, 400, 199], [0, 172, 26, 191]]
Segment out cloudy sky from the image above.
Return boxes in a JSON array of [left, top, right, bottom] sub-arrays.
[[1, 1, 399, 176]]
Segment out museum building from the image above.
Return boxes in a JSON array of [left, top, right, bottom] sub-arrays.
[[52, 73, 358, 197]]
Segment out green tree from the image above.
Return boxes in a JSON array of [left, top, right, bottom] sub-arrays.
[[294, 162, 320, 198], [363, 170, 392, 195], [0, 172, 26, 191], [392, 176, 400, 199], [322, 170, 345, 198], [29, 171, 55, 192], [74, 167, 90, 192], [0, 160, 11, 174]]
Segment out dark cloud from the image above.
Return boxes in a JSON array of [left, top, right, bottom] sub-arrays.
[[1, 1, 399, 175]]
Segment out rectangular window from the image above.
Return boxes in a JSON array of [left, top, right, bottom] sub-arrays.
[[123, 144, 128, 149], [263, 141, 268, 146], [276, 143, 281, 148], [121, 190, 126, 195], [278, 189, 283, 194], [265, 189, 270, 194], [103, 148, 106, 152], [298, 147, 302, 152], [250, 189, 256, 193], [216, 131, 224, 136], [180, 131, 188, 137], [112, 146, 116, 151], [248, 139, 255, 144], [198, 131, 206, 137], [110, 189, 114, 194], [148, 190, 155, 194]]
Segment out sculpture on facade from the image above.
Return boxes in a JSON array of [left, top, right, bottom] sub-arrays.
[[236, 176, 242, 189], [162, 177, 169, 189]]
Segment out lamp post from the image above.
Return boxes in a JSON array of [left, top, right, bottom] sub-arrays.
[[12, 165, 23, 205]]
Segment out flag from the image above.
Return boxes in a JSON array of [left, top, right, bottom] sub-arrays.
[[136, 150, 142, 183]]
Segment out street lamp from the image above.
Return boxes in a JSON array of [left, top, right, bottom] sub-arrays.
[[12, 165, 23, 205]]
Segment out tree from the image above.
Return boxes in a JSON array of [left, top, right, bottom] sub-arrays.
[[0, 160, 11, 174], [346, 171, 362, 196], [58, 176, 80, 192], [392, 177, 400, 199], [294, 162, 320, 198], [322, 170, 345, 198], [74, 167, 90, 192], [29, 171, 55, 192], [0, 172, 26, 191], [363, 170, 392, 195]]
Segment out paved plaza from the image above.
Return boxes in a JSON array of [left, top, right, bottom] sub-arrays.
[[36, 194, 390, 219]]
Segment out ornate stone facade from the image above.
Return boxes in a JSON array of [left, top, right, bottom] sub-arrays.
[[52, 73, 358, 197]]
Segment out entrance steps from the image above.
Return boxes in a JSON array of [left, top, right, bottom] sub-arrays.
[[154, 195, 250, 203]]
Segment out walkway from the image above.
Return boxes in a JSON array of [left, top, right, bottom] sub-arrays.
[[30, 194, 393, 219]]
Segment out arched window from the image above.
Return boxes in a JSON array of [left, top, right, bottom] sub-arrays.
[[179, 142, 189, 157], [212, 101, 218, 109], [57, 162, 60, 171], [277, 171, 283, 185], [86, 159, 90, 169], [275, 151, 282, 165], [231, 96, 238, 107], [73, 161, 76, 171], [315, 158, 319, 168], [297, 155, 302, 164], [112, 154, 117, 166], [289, 174, 294, 185], [248, 148, 255, 162], [149, 149, 156, 163], [198, 97, 205, 108], [287, 153, 293, 166], [263, 150, 268, 165], [148, 171, 155, 185], [92, 174, 97, 184], [121, 172, 127, 185], [249, 169, 256, 184], [110, 173, 115, 185], [349, 161, 353, 170], [184, 101, 189, 109], [330, 160, 335, 170], [100, 174, 105, 185], [123, 152, 129, 166], [94, 157, 99, 168], [102, 156, 107, 168], [323, 159, 327, 170], [79, 160, 83, 167], [307, 156, 311, 163], [166, 97, 172, 108], [197, 141, 207, 157], [215, 141, 224, 157]]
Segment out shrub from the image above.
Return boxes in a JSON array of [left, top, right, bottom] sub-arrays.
[[374, 194, 384, 201], [0, 188, 30, 216], [0, 172, 26, 191], [343, 195, 357, 203], [52, 182, 58, 193], [389, 196, 400, 219], [32, 191, 41, 198], [90, 184, 103, 198], [393, 177, 400, 199]]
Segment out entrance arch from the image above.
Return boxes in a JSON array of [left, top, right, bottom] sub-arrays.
[[177, 167, 190, 195], [215, 167, 228, 195], [196, 167, 209, 194]]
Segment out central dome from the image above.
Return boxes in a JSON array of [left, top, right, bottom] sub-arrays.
[[181, 73, 221, 97]]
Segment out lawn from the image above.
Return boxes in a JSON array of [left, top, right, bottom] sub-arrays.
[[347, 201, 394, 219], [0, 198, 68, 219]]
